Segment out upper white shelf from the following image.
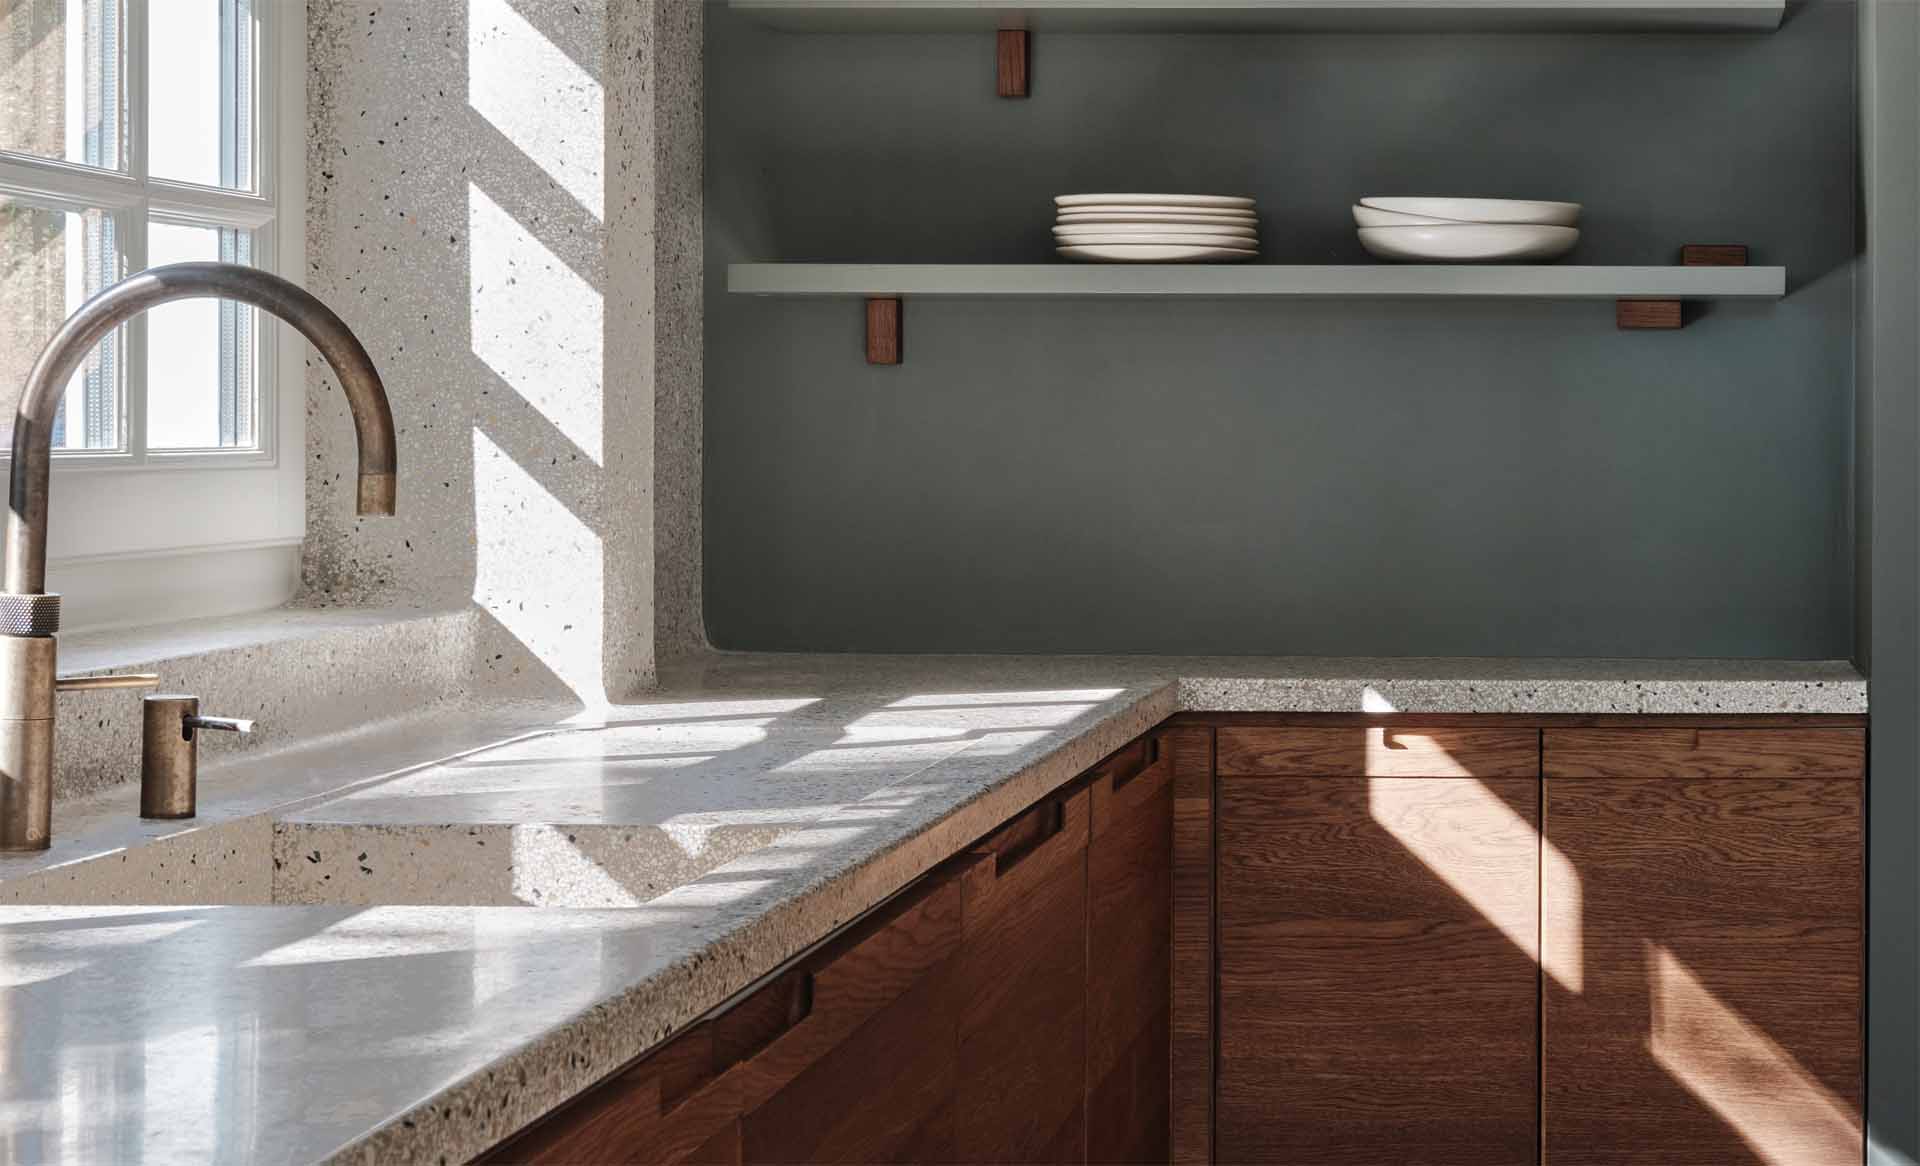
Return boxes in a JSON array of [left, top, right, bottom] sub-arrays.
[[729, 0, 1785, 33], [727, 263, 1789, 300]]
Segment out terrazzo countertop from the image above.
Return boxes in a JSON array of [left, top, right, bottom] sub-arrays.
[[0, 653, 1866, 1164]]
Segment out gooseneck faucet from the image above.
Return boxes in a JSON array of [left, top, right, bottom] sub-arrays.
[[0, 262, 397, 851]]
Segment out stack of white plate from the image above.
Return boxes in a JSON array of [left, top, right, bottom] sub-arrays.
[[1354, 197, 1582, 262], [1054, 194, 1259, 263]]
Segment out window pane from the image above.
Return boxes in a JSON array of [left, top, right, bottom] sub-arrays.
[[144, 219, 254, 450], [147, 0, 252, 190], [0, 197, 121, 451], [0, 0, 124, 170]]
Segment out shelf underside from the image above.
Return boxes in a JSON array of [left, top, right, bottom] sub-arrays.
[[728, 264, 1788, 300], [730, 0, 1785, 33]]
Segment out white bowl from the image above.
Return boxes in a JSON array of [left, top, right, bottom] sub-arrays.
[[1358, 224, 1579, 262], [1359, 197, 1582, 226], [1352, 205, 1458, 228]]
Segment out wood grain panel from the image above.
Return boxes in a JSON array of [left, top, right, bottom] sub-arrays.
[[722, 871, 962, 1115], [996, 30, 1030, 98], [1216, 775, 1540, 1164], [739, 967, 957, 1164], [1543, 774, 1862, 1165], [1544, 728, 1865, 780], [1217, 725, 1538, 777], [957, 789, 1090, 1165], [865, 298, 901, 365], [1682, 244, 1751, 266], [1087, 738, 1173, 1164], [1167, 726, 1213, 1166], [1617, 299, 1684, 329], [1090, 1006, 1171, 1165], [478, 1024, 740, 1165]]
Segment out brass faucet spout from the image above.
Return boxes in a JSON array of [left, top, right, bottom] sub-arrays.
[[0, 263, 396, 850]]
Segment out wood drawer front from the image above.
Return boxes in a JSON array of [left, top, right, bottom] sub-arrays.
[[1542, 776, 1862, 1164], [478, 1024, 740, 1165], [958, 788, 1091, 1165], [1167, 726, 1214, 1166], [721, 868, 963, 1116], [1090, 735, 1173, 841], [1544, 728, 1865, 780], [740, 966, 958, 1165], [1087, 736, 1174, 1165], [1218, 726, 1538, 778], [1216, 776, 1540, 1164]]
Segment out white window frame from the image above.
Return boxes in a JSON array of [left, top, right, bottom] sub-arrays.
[[0, 0, 308, 629]]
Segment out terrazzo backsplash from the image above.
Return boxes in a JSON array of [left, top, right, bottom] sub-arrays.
[[303, 0, 707, 707]]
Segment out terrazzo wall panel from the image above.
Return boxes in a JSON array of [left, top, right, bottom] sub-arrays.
[[304, 0, 707, 704]]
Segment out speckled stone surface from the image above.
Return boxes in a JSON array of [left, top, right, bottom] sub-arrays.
[[49, 605, 477, 802], [270, 820, 787, 907], [649, 0, 707, 663], [1168, 654, 1870, 714], [304, 0, 706, 698], [0, 693, 571, 906], [0, 816, 273, 906], [0, 651, 1868, 1163]]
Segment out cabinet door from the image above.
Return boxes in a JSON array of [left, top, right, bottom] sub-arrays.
[[957, 786, 1091, 1165], [1542, 728, 1863, 1166], [1086, 738, 1174, 1165], [477, 1022, 741, 1165], [729, 865, 965, 1165], [1216, 726, 1541, 1165]]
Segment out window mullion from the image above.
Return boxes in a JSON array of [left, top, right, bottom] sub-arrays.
[[126, 0, 147, 186], [121, 0, 147, 461], [124, 205, 146, 461]]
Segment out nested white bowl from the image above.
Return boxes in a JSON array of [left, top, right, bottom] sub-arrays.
[[1358, 224, 1579, 262], [1359, 197, 1582, 227], [1352, 205, 1459, 228]]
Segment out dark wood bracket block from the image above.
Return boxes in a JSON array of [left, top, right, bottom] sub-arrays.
[[1616, 299, 1684, 330], [997, 30, 1030, 98], [1681, 244, 1750, 267], [866, 297, 902, 365], [1618, 243, 1750, 330]]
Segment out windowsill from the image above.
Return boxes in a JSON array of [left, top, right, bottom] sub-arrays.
[[58, 602, 473, 673]]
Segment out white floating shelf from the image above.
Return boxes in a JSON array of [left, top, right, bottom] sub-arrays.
[[730, 0, 1785, 33], [728, 263, 1788, 300]]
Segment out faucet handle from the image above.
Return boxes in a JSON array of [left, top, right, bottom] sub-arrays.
[[56, 672, 160, 693]]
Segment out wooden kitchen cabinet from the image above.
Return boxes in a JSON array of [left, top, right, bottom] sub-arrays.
[[1541, 727, 1864, 1166], [476, 1020, 741, 1166], [729, 863, 966, 1164], [1085, 738, 1174, 1165], [1213, 725, 1541, 1166], [956, 785, 1092, 1165]]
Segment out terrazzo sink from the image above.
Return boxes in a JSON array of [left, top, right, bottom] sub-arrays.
[[0, 701, 995, 909]]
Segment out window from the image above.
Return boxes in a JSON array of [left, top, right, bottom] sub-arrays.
[[0, 0, 303, 631], [0, 0, 276, 462]]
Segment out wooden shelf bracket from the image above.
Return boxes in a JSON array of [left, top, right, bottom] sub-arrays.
[[866, 297, 903, 364], [1618, 244, 1751, 330], [998, 30, 1030, 98]]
